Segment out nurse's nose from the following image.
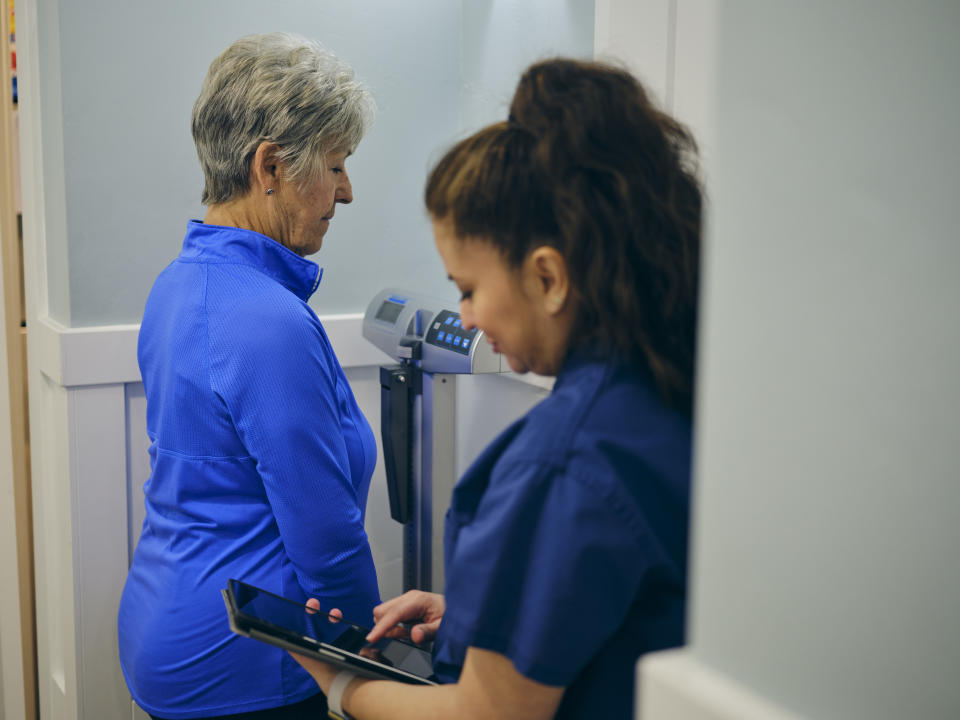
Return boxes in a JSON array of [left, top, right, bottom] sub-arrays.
[[459, 304, 476, 331]]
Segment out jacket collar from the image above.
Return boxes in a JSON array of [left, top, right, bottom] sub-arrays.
[[180, 220, 323, 301]]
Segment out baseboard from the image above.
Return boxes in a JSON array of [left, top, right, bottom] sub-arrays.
[[638, 649, 806, 720]]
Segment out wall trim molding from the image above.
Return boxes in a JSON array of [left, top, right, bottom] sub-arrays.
[[36, 317, 141, 387], [35, 314, 554, 391], [35, 313, 395, 388], [639, 649, 806, 720]]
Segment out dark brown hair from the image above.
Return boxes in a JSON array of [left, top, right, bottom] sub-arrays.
[[425, 58, 702, 415]]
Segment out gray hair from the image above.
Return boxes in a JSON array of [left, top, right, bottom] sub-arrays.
[[192, 32, 374, 205]]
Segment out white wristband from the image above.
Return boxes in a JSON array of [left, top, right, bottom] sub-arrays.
[[327, 670, 357, 720]]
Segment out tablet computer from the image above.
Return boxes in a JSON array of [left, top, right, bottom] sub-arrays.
[[222, 578, 438, 685]]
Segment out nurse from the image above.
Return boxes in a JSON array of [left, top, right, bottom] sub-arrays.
[[294, 57, 701, 719]]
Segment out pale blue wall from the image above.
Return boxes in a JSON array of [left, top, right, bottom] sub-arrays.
[[38, 0, 594, 326], [456, 0, 596, 131]]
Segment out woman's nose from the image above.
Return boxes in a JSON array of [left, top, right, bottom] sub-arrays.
[[336, 173, 353, 204], [459, 305, 475, 331]]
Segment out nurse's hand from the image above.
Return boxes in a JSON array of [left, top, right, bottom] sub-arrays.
[[288, 649, 339, 693], [366, 590, 445, 645], [292, 600, 346, 691]]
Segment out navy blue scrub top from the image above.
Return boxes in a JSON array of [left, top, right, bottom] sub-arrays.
[[432, 353, 691, 719]]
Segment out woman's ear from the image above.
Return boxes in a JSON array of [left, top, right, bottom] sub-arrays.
[[250, 141, 281, 195], [526, 246, 570, 316]]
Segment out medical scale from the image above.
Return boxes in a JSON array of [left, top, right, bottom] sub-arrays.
[[363, 288, 505, 593]]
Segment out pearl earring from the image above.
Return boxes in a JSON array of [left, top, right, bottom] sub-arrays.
[[265, 188, 274, 196]]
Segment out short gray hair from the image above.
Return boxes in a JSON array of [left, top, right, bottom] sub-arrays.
[[192, 32, 374, 205]]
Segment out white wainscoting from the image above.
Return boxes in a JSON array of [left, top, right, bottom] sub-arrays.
[[31, 313, 549, 719], [31, 314, 393, 719]]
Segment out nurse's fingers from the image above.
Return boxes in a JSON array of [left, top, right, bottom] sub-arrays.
[[304, 598, 342, 624], [409, 618, 442, 645], [367, 591, 446, 643]]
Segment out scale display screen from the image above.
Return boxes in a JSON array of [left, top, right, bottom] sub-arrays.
[[375, 299, 406, 324], [425, 310, 478, 356]]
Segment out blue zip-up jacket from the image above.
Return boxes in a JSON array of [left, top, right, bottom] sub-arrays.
[[118, 221, 380, 718]]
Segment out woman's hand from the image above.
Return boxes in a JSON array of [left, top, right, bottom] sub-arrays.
[[367, 591, 446, 645]]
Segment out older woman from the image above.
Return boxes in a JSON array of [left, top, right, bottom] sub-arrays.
[[118, 33, 380, 719], [293, 58, 700, 720]]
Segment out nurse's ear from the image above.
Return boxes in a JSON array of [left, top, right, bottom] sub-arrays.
[[524, 246, 570, 316]]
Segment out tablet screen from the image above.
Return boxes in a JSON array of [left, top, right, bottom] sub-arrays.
[[231, 580, 436, 682]]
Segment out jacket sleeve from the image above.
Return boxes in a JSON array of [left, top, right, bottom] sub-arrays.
[[206, 278, 379, 617]]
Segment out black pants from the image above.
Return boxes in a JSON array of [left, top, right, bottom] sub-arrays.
[[149, 692, 328, 720]]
